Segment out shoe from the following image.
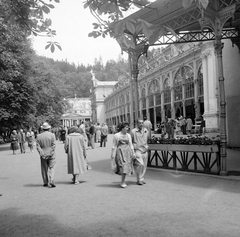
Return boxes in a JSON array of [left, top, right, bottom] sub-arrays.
[[74, 181, 79, 185], [137, 181, 144, 185], [120, 183, 127, 188], [142, 181, 146, 184], [87, 165, 92, 170], [43, 183, 48, 187], [50, 183, 56, 188]]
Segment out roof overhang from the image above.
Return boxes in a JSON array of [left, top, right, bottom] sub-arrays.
[[126, 0, 240, 45]]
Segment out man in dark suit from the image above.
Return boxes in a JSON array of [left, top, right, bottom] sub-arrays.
[[36, 122, 56, 188]]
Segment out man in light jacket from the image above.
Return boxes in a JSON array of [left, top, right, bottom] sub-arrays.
[[36, 122, 56, 188]]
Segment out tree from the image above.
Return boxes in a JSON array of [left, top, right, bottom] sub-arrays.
[[1, 0, 61, 52], [0, 23, 38, 133]]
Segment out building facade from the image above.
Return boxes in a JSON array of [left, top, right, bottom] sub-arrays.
[[104, 40, 240, 147], [91, 72, 117, 125], [60, 97, 91, 127]]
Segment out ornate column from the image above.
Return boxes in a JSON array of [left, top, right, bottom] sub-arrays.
[[153, 94, 157, 130], [170, 87, 175, 118], [128, 55, 134, 129], [139, 87, 143, 120], [193, 60, 201, 120], [129, 42, 148, 125], [182, 82, 186, 117], [170, 71, 175, 119], [161, 91, 165, 120], [146, 94, 149, 119], [199, 2, 237, 174], [215, 35, 227, 175], [182, 100, 186, 118]]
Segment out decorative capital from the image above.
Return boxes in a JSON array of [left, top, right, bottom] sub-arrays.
[[201, 50, 212, 59], [214, 41, 224, 56]]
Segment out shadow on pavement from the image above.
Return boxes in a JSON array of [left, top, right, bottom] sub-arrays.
[[0, 207, 238, 237], [0, 208, 88, 237], [24, 183, 43, 188], [90, 157, 240, 194], [0, 143, 10, 151], [96, 183, 122, 189]]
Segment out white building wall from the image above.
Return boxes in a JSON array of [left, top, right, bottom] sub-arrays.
[[223, 39, 240, 147], [201, 42, 219, 131], [94, 81, 117, 124]]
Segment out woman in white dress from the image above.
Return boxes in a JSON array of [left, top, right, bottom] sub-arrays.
[[111, 122, 135, 188]]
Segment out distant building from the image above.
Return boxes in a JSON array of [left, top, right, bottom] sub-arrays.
[[91, 71, 117, 125], [60, 96, 91, 127]]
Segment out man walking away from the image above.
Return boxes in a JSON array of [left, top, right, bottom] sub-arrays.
[[100, 123, 108, 147], [131, 119, 149, 185], [18, 129, 26, 153], [36, 122, 56, 188]]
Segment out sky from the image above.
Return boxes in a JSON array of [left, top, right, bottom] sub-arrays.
[[32, 0, 128, 66]]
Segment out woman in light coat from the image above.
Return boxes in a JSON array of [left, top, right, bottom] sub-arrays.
[[64, 126, 87, 184]]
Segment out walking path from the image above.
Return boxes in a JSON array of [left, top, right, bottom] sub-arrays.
[[1, 135, 240, 237]]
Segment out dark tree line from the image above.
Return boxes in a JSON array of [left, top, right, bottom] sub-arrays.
[[0, 0, 130, 138]]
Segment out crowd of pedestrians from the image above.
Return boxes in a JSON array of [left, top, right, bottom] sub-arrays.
[[5, 114, 201, 189], [34, 121, 110, 188], [154, 115, 194, 138], [9, 127, 38, 155]]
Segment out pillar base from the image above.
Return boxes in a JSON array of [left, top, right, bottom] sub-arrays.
[[219, 171, 228, 176]]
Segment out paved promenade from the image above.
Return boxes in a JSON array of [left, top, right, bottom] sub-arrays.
[[1, 135, 240, 237]]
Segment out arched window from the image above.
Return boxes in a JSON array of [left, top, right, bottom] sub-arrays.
[[174, 71, 183, 101], [142, 88, 146, 109], [184, 66, 194, 98], [148, 79, 160, 107], [156, 79, 161, 105], [163, 78, 171, 104], [198, 65, 203, 96]]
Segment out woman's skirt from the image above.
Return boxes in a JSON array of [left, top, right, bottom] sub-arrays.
[[115, 145, 133, 175], [11, 142, 19, 150], [28, 138, 34, 148]]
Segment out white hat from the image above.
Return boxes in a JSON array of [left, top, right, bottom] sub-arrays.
[[42, 122, 51, 130]]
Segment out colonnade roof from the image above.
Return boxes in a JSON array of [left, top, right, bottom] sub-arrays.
[[125, 0, 240, 45]]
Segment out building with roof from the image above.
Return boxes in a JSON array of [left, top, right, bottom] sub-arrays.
[[103, 0, 240, 151], [90, 71, 117, 125], [60, 96, 91, 127]]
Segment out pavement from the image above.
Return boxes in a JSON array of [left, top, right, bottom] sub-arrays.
[[1, 134, 240, 237]]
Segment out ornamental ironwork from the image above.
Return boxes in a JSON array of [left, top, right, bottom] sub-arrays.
[[152, 29, 240, 46]]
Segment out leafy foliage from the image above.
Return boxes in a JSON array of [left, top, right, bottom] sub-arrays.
[[0, 0, 130, 135], [149, 135, 220, 146], [0, 0, 61, 52]]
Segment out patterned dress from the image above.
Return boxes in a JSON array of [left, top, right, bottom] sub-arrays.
[[10, 134, 19, 150], [114, 134, 134, 175]]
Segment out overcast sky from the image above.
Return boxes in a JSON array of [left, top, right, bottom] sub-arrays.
[[32, 0, 128, 66]]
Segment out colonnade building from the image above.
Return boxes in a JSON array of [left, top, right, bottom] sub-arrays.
[[104, 40, 240, 147]]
